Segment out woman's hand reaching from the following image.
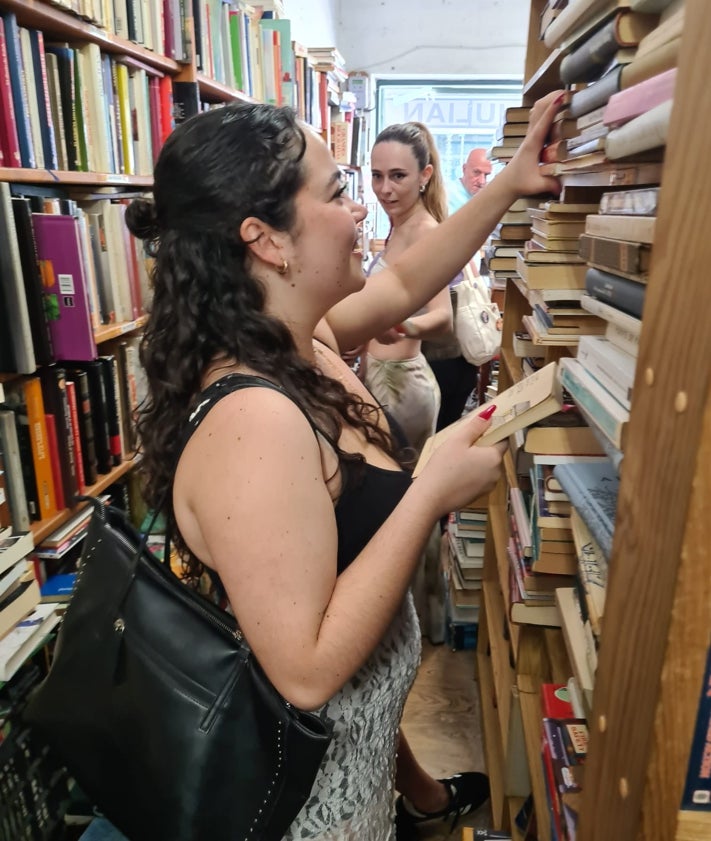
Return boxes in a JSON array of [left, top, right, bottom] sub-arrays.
[[504, 89, 566, 198], [415, 411, 508, 519]]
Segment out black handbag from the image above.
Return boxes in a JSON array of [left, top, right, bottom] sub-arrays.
[[24, 377, 333, 841]]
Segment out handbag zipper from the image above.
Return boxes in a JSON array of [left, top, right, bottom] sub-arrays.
[[108, 525, 244, 641]]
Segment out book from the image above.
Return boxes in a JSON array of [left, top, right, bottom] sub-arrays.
[[545, 0, 634, 49], [22, 377, 57, 519], [516, 254, 588, 291], [556, 587, 597, 711], [10, 196, 54, 366], [0, 410, 31, 532], [603, 66, 676, 127], [680, 643, 711, 810], [570, 507, 607, 637], [585, 265, 646, 318], [31, 213, 97, 361], [569, 63, 623, 119], [598, 186, 660, 215], [560, 10, 659, 85], [0, 602, 60, 682], [584, 212, 656, 243], [40, 572, 77, 602], [0, 183, 36, 374], [415, 362, 563, 475], [0, 530, 33, 577], [0, 568, 40, 641], [553, 459, 620, 560], [578, 233, 651, 280], [577, 334, 636, 410], [525, 424, 606, 457], [541, 683, 576, 719], [559, 357, 630, 451], [605, 98, 672, 159]]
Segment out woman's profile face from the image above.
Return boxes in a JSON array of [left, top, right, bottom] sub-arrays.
[[286, 132, 368, 311], [370, 141, 423, 224]]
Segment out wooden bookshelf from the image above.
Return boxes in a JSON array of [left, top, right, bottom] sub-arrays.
[[29, 455, 138, 544], [94, 316, 148, 344], [0, 169, 154, 186], [2, 0, 179, 72], [478, 2, 711, 840]]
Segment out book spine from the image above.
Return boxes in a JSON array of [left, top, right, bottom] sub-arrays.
[[2, 13, 36, 168], [576, 339, 634, 411], [585, 266, 646, 319], [569, 64, 622, 119], [23, 377, 57, 519], [19, 26, 45, 169], [560, 359, 628, 453], [553, 465, 614, 561], [0, 410, 31, 531], [605, 320, 640, 357], [578, 233, 650, 276], [29, 29, 58, 170], [43, 413, 66, 510], [605, 98, 672, 160], [0, 184, 37, 374], [681, 644, 711, 810], [65, 379, 86, 492], [560, 18, 621, 85], [66, 369, 97, 485], [603, 66, 677, 128], [0, 17, 22, 166]]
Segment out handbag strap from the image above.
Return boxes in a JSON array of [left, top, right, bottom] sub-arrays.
[[160, 373, 324, 566]]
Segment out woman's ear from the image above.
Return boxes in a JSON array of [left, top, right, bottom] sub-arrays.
[[422, 163, 434, 186], [240, 217, 287, 269]]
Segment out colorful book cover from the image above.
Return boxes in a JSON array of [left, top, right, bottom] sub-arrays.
[[31, 212, 97, 361]]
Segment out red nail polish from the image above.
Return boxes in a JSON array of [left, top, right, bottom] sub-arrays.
[[479, 403, 497, 420]]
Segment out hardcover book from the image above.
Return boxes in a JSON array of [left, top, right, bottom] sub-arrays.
[[31, 213, 97, 361], [553, 459, 620, 561], [585, 265, 646, 318]]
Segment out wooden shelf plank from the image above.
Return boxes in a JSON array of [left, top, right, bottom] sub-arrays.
[[488, 503, 520, 654], [0, 168, 153, 186], [676, 811, 711, 841], [197, 74, 256, 104], [30, 456, 138, 544], [94, 316, 147, 344], [483, 580, 515, 756], [522, 47, 563, 102]]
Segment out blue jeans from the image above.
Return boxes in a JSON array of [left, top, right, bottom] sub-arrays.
[[79, 818, 130, 841]]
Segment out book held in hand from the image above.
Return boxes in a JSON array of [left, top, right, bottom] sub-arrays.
[[414, 362, 563, 476]]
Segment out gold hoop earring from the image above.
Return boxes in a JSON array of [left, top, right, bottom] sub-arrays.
[[277, 259, 289, 275]]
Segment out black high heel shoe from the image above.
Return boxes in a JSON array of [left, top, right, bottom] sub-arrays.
[[395, 771, 490, 838]]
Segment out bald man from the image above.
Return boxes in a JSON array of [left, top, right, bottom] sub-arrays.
[[447, 148, 493, 215]]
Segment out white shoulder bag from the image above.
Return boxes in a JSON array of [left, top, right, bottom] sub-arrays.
[[454, 264, 502, 366]]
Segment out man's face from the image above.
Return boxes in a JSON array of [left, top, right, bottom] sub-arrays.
[[462, 151, 492, 196]]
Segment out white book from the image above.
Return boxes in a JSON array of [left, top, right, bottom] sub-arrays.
[[605, 321, 640, 358], [0, 603, 60, 682], [559, 357, 630, 450], [0, 533, 33, 578], [78, 42, 111, 173], [18, 28, 45, 169], [577, 335, 637, 411], [605, 99, 673, 161], [0, 184, 36, 374], [580, 293, 642, 335]]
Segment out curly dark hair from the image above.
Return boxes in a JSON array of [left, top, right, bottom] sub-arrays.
[[126, 102, 402, 575]]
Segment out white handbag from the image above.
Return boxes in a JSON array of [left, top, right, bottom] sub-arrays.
[[454, 264, 502, 366]]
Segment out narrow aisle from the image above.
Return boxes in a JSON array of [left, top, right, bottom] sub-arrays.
[[400, 640, 493, 839]]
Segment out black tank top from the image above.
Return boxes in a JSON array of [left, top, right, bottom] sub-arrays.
[[183, 374, 413, 576]]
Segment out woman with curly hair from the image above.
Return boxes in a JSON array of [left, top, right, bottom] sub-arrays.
[[125, 92, 561, 839]]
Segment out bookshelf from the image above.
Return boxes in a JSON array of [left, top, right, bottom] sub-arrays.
[[477, 2, 711, 840]]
